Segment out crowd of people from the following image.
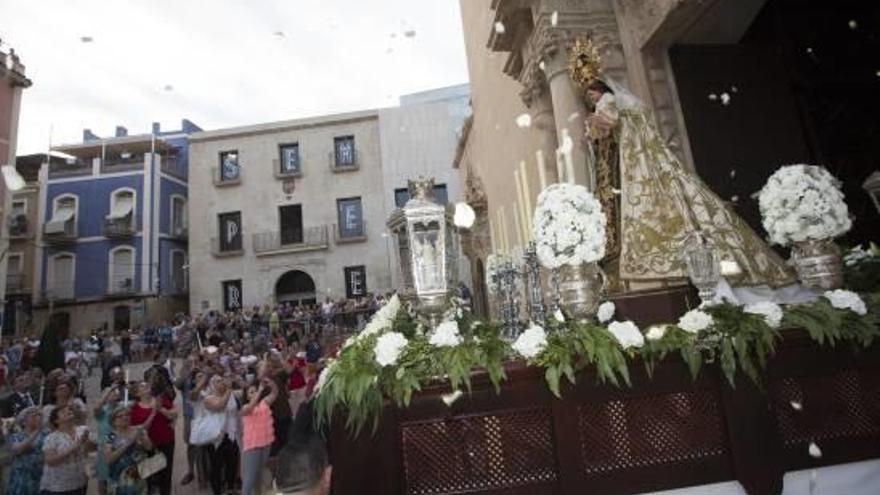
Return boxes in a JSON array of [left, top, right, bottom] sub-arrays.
[[0, 294, 386, 495]]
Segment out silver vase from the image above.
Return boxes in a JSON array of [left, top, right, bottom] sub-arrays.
[[791, 239, 844, 290], [556, 262, 606, 320]]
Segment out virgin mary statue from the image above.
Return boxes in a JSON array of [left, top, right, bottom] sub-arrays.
[[570, 39, 795, 290]]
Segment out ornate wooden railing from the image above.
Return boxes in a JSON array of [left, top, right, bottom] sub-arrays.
[[328, 329, 880, 495]]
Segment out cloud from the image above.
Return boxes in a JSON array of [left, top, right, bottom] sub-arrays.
[[0, 0, 469, 153]]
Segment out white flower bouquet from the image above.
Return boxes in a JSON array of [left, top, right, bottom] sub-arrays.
[[532, 183, 606, 269], [757, 164, 851, 246]]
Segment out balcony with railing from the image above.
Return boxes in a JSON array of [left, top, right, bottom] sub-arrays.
[[328, 148, 359, 172], [43, 217, 78, 244], [101, 153, 144, 174], [108, 278, 136, 296], [49, 158, 93, 179], [333, 220, 368, 244], [213, 165, 242, 187], [170, 224, 188, 240], [8, 214, 29, 238], [6, 273, 26, 293], [40, 281, 75, 303], [211, 237, 244, 257], [253, 225, 329, 256], [103, 215, 136, 238]]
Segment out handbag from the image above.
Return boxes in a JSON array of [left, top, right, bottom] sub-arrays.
[[189, 404, 226, 446], [137, 452, 167, 479]]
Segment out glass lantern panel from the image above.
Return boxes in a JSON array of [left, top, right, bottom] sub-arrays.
[[396, 232, 414, 291], [411, 221, 445, 293]]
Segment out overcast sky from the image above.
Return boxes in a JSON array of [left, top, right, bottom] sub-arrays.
[[1, 0, 470, 154]]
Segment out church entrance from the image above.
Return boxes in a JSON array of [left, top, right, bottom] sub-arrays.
[[275, 270, 317, 306], [668, 0, 880, 244]]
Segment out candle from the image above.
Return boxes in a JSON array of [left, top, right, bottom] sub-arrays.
[[496, 209, 505, 253], [38, 381, 44, 406], [123, 368, 130, 404], [513, 170, 528, 243], [513, 201, 524, 247], [561, 129, 576, 185], [499, 207, 511, 253], [196, 329, 203, 350], [555, 149, 565, 183], [489, 217, 497, 252], [519, 160, 533, 235], [536, 150, 548, 191]]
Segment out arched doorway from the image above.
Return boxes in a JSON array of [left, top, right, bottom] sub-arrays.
[[275, 270, 317, 306]]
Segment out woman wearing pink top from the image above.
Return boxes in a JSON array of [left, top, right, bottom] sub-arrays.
[[239, 377, 277, 495]]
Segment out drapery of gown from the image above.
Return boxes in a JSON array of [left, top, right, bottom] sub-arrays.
[[589, 93, 795, 288]]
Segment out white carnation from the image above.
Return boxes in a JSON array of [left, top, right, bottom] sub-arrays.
[[429, 320, 462, 348], [645, 325, 668, 341], [374, 332, 408, 367], [512, 324, 548, 359], [607, 321, 644, 349], [597, 301, 616, 323], [823, 289, 867, 316], [678, 309, 714, 334], [744, 301, 784, 328]]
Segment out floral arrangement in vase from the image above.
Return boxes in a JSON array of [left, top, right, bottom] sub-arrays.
[[757, 164, 852, 289], [757, 164, 851, 247], [532, 183, 606, 269]]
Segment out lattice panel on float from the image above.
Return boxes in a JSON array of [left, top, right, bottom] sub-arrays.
[[770, 368, 880, 450], [577, 391, 728, 475], [400, 408, 558, 495]]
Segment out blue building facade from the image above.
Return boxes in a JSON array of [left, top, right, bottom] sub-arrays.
[[34, 120, 199, 334]]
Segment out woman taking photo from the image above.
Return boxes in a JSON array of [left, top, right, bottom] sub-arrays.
[[40, 405, 90, 495], [240, 377, 277, 495], [42, 380, 86, 426], [203, 375, 240, 495], [130, 381, 177, 495], [8, 406, 47, 495], [104, 405, 153, 495]]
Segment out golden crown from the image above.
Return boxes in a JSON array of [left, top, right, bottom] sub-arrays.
[[568, 36, 603, 91]]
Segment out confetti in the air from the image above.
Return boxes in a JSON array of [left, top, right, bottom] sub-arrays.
[[539, 60, 546, 71], [848, 19, 858, 30], [730, 195, 739, 203], [404, 30, 416, 38], [567, 112, 580, 122], [551, 11, 559, 26], [790, 400, 803, 411], [516, 113, 532, 128], [808, 442, 822, 459], [708, 93, 718, 101], [731, 85, 738, 93], [80, 36, 93, 43], [494, 21, 506, 34], [720, 92, 731, 105], [729, 169, 736, 178]]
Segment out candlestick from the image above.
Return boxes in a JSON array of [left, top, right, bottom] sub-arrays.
[[519, 160, 533, 235], [536, 150, 548, 192], [523, 242, 546, 325]]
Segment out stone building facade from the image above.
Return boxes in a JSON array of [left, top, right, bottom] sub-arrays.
[[0, 46, 31, 334]]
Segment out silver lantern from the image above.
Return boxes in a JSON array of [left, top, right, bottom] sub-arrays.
[[387, 177, 458, 321]]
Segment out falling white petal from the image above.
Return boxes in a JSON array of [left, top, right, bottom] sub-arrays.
[[551, 11, 559, 26], [720, 93, 731, 105], [730, 195, 739, 203], [494, 21, 506, 34], [848, 19, 858, 30], [453, 202, 476, 229], [539, 60, 546, 71], [80, 36, 94, 43], [808, 442, 822, 458], [731, 85, 739, 93], [708, 93, 718, 101], [404, 30, 416, 38], [729, 169, 736, 178], [567, 112, 580, 122], [1, 165, 26, 192], [516, 113, 532, 128]]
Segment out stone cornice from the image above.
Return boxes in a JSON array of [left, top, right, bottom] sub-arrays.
[[0, 65, 33, 88]]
